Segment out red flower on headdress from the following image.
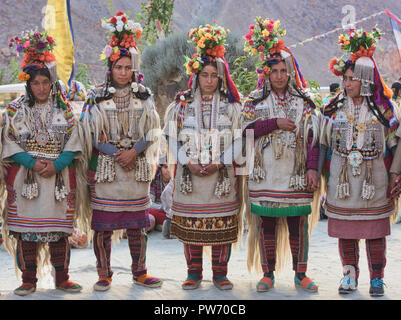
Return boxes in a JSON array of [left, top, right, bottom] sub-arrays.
[[46, 36, 55, 44], [116, 11, 124, 16], [350, 45, 375, 63], [269, 39, 285, 55], [329, 58, 343, 76], [110, 35, 119, 47], [109, 17, 117, 24], [110, 50, 120, 61]]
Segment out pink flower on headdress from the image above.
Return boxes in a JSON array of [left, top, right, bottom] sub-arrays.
[[105, 45, 113, 57], [47, 36, 55, 44], [23, 41, 31, 49]]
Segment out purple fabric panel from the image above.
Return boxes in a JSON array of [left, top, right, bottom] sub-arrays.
[[244, 118, 278, 138], [328, 217, 390, 239], [306, 130, 319, 171], [91, 209, 150, 231]]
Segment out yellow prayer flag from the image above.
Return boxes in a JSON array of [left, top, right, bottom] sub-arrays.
[[44, 0, 74, 90]]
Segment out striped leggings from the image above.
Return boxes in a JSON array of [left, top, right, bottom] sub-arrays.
[[16, 237, 71, 285], [93, 229, 147, 279], [259, 215, 309, 273], [184, 243, 232, 279], [339, 238, 386, 279]]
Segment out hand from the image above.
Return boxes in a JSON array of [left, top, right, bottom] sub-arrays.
[[186, 162, 205, 177], [305, 169, 319, 192], [388, 173, 401, 199], [115, 149, 137, 171], [32, 160, 46, 173], [276, 118, 296, 131], [38, 160, 57, 178], [202, 162, 224, 176]]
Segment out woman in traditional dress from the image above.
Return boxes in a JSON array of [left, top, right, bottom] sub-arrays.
[[80, 11, 162, 291], [242, 17, 320, 293], [2, 30, 87, 296], [163, 23, 243, 290], [321, 27, 401, 297]]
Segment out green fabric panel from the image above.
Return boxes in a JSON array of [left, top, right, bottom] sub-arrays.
[[53, 151, 76, 173], [88, 155, 98, 171], [11, 152, 36, 169], [251, 203, 311, 217]]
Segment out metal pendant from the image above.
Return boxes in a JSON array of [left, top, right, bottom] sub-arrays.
[[36, 132, 49, 146], [348, 150, 363, 176]]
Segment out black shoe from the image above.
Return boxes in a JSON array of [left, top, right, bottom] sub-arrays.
[[369, 278, 385, 297]]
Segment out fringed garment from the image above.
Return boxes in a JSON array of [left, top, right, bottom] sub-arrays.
[[80, 84, 160, 231], [320, 95, 398, 239], [242, 88, 321, 273], [0, 85, 87, 280], [163, 89, 243, 246], [2, 94, 84, 236]]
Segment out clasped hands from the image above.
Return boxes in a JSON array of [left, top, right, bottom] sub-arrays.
[[187, 162, 224, 177], [114, 149, 138, 171], [32, 159, 57, 178]]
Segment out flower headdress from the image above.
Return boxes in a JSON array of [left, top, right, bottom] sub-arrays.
[[9, 30, 56, 82], [100, 11, 142, 72], [185, 22, 240, 103], [244, 17, 306, 90], [329, 26, 398, 136], [328, 26, 391, 97]]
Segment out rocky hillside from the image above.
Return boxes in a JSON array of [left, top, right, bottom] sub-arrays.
[[1, 0, 400, 88]]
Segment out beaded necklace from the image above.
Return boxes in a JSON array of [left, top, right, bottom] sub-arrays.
[[113, 86, 131, 112], [200, 95, 213, 129]]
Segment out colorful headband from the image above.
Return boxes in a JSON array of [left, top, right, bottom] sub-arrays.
[[100, 11, 142, 72], [9, 30, 56, 82]]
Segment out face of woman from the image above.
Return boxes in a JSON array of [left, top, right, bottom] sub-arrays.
[[29, 74, 52, 103], [111, 56, 133, 87], [343, 68, 362, 99], [269, 61, 289, 94], [198, 64, 219, 96]]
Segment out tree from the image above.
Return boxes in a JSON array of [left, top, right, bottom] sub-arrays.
[[135, 0, 175, 46], [0, 58, 21, 85]]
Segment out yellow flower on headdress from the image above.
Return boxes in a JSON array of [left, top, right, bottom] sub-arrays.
[[274, 20, 280, 30], [251, 48, 258, 55], [282, 29, 286, 35], [262, 29, 270, 37], [244, 46, 250, 52], [193, 61, 200, 69], [205, 33, 212, 39], [198, 29, 204, 36], [197, 39, 205, 48]]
